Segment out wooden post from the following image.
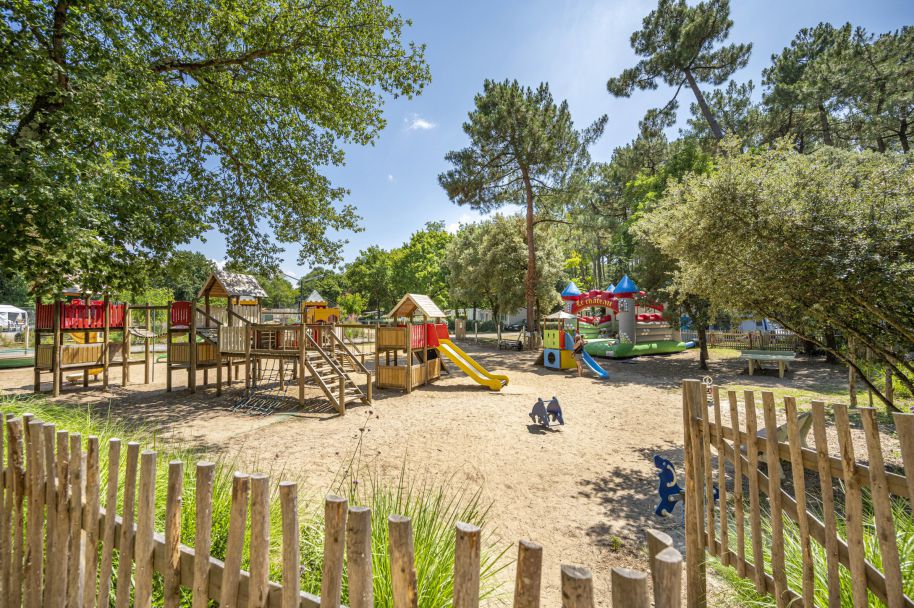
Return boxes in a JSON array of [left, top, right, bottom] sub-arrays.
[[192, 462, 215, 608], [453, 523, 481, 608], [346, 506, 373, 608], [66, 434, 85, 607], [811, 401, 841, 608], [280, 482, 301, 608], [163, 460, 184, 608], [166, 301, 173, 392], [512, 540, 542, 608], [761, 392, 787, 607], [122, 302, 131, 386], [681, 379, 706, 608], [784, 397, 813, 606], [102, 294, 110, 390], [405, 324, 413, 394], [203, 294, 210, 387], [743, 391, 765, 593], [98, 439, 121, 608], [188, 299, 197, 393], [299, 325, 306, 405], [144, 305, 151, 384], [859, 408, 904, 608], [652, 547, 683, 608], [115, 442, 140, 608], [561, 565, 595, 608], [216, 326, 222, 396], [219, 473, 250, 608], [321, 495, 348, 608], [52, 300, 61, 397], [134, 451, 157, 608], [249, 475, 271, 608], [388, 515, 418, 608], [245, 324, 252, 396], [227, 297, 234, 384], [611, 568, 647, 608]]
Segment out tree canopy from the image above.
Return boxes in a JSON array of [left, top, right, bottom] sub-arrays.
[[637, 141, 914, 407], [607, 0, 751, 139], [1, 0, 429, 296], [439, 80, 604, 333]]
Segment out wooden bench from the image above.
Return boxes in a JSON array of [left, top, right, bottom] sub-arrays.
[[738, 350, 796, 378]]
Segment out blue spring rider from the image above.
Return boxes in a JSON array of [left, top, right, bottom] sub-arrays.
[[653, 455, 718, 517], [529, 397, 564, 428]]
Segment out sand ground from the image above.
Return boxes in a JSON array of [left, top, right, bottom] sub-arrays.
[[0, 343, 885, 606]]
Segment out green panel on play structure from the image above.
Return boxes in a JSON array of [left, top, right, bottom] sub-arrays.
[[584, 339, 690, 358], [543, 329, 561, 349]]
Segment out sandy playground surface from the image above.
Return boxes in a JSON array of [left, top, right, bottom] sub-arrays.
[[0, 342, 887, 606]]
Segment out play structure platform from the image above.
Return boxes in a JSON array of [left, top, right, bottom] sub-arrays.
[[376, 294, 508, 392], [33, 272, 371, 414]]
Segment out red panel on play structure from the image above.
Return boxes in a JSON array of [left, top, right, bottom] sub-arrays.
[[424, 323, 440, 348], [171, 301, 192, 327], [36, 303, 54, 329], [46, 300, 126, 329], [435, 323, 450, 340], [409, 324, 426, 349]]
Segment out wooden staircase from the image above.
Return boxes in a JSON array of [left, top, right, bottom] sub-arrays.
[[302, 332, 370, 414]]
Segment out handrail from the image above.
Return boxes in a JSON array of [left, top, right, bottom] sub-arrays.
[[305, 332, 349, 379], [228, 309, 255, 325], [328, 331, 371, 376], [194, 307, 223, 327]]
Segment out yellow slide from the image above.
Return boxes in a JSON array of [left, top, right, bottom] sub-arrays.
[[437, 339, 508, 391]]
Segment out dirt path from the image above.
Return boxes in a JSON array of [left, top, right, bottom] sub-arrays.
[[0, 344, 863, 606]]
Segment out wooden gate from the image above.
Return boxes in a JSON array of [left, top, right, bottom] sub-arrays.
[[681, 379, 914, 607]]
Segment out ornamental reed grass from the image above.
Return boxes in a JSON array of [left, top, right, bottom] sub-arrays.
[[714, 492, 914, 606], [0, 395, 508, 607]]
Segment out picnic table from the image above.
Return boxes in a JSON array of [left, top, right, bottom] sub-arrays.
[[738, 350, 796, 378]]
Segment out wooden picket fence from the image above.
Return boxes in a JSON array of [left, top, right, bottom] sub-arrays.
[[681, 379, 914, 608], [0, 413, 685, 608]]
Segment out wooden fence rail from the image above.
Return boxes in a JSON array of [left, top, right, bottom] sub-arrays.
[[681, 379, 914, 608], [1, 414, 683, 607]]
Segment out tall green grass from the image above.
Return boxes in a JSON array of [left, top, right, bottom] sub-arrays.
[[0, 395, 507, 607], [715, 493, 914, 606]]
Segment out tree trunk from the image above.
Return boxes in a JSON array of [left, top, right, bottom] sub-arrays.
[[818, 104, 834, 146], [683, 68, 724, 140], [824, 326, 839, 363], [697, 324, 709, 371], [521, 168, 537, 341], [899, 118, 909, 153]]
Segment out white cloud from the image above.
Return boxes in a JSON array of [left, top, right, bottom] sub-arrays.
[[405, 113, 436, 131], [387, 174, 395, 183], [446, 210, 492, 234]]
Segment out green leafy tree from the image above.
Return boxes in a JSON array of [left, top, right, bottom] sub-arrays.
[[151, 251, 215, 301], [257, 274, 297, 308], [637, 140, 914, 407], [389, 222, 452, 308], [607, 0, 751, 140], [337, 292, 367, 317], [446, 215, 564, 340], [344, 246, 394, 314], [0, 270, 32, 308], [299, 267, 345, 306], [1, 0, 430, 296], [439, 80, 605, 332]]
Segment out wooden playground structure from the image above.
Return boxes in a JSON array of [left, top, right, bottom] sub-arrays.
[[33, 272, 371, 414], [375, 294, 446, 393]]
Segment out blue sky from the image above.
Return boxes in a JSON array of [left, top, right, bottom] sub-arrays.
[[191, 0, 913, 278]]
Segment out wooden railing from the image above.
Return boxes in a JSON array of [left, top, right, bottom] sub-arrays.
[[2, 415, 684, 608], [680, 330, 799, 351], [681, 379, 914, 608]]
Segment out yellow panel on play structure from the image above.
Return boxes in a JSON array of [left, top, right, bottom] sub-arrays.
[[544, 330, 561, 349]]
